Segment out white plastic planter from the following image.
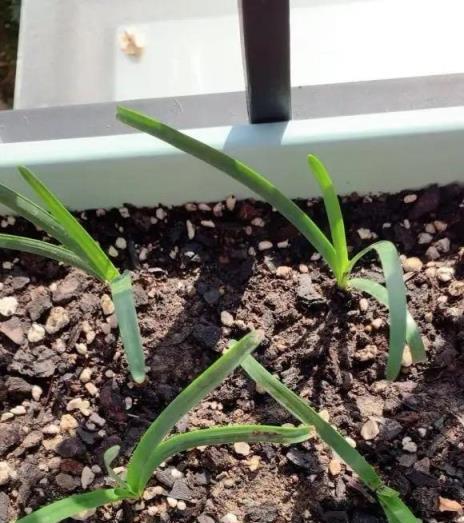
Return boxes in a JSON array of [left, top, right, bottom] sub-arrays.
[[0, 105, 463, 211]]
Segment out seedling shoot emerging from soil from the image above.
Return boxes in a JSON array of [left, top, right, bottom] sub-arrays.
[[116, 106, 426, 381]]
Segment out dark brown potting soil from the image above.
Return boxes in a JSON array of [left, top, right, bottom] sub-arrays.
[[0, 184, 463, 522]]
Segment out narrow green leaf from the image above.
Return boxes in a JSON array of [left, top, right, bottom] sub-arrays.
[[0, 183, 85, 259], [307, 154, 348, 282], [145, 424, 310, 473], [110, 271, 146, 384], [242, 356, 420, 521], [103, 445, 127, 489], [0, 233, 101, 279], [18, 166, 118, 282], [16, 488, 128, 523], [116, 106, 337, 274], [241, 355, 382, 490], [347, 241, 407, 380], [377, 486, 422, 523], [127, 330, 264, 494], [349, 277, 426, 363]]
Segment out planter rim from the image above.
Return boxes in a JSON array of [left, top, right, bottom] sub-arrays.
[[0, 105, 463, 211], [1, 105, 464, 166]]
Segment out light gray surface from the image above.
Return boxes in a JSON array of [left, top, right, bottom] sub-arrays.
[[2, 74, 464, 143]]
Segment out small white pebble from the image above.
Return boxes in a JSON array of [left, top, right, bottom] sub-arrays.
[[155, 208, 167, 220], [418, 427, 427, 438], [277, 240, 289, 248], [234, 441, 250, 456], [115, 237, 127, 250], [435, 238, 450, 253], [276, 266, 292, 278], [166, 497, 178, 508], [79, 368, 92, 384], [251, 217, 265, 227], [198, 203, 211, 212], [433, 220, 447, 232], [66, 398, 91, 416], [60, 414, 79, 432], [258, 240, 273, 251], [2, 261, 13, 270], [425, 223, 436, 234], [425, 246, 440, 261], [402, 436, 417, 453], [10, 405, 26, 416], [357, 228, 376, 240], [42, 424, 60, 436], [27, 323, 45, 343], [226, 195, 236, 211], [403, 194, 417, 204], [85, 383, 99, 396], [186, 220, 195, 240], [201, 220, 215, 228], [119, 207, 130, 218], [32, 385, 43, 401], [418, 232, 433, 245], [177, 501, 187, 511], [220, 311, 234, 327], [0, 296, 18, 317], [437, 266, 454, 283], [81, 466, 95, 489], [108, 246, 119, 258], [221, 513, 238, 523], [100, 294, 115, 316], [75, 343, 88, 356], [359, 298, 369, 312]]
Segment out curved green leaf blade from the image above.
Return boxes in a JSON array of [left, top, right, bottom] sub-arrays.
[[127, 329, 264, 494], [349, 277, 426, 363], [241, 355, 382, 490], [16, 488, 126, 523], [116, 106, 337, 274], [0, 233, 100, 279], [145, 424, 310, 474], [0, 183, 85, 260], [18, 166, 118, 282], [307, 154, 348, 282], [377, 486, 422, 522], [103, 445, 127, 489], [347, 241, 407, 380], [241, 356, 420, 522], [110, 271, 146, 384]]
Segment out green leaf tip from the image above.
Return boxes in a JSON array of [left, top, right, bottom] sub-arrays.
[[110, 271, 146, 384]]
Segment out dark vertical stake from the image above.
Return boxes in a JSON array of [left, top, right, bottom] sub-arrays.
[[238, 0, 291, 123]]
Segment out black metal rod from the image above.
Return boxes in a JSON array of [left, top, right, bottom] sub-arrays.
[[238, 0, 291, 123]]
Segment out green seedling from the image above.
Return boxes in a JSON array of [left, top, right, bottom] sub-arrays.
[[16, 331, 312, 523], [116, 106, 426, 380], [242, 355, 421, 522], [0, 168, 145, 383]]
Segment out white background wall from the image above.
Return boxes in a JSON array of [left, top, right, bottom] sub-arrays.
[[15, 0, 464, 108]]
